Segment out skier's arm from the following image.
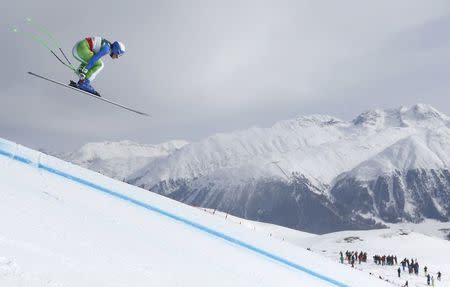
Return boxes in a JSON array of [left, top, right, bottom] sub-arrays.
[[85, 44, 110, 70]]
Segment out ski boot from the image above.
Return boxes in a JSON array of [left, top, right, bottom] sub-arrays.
[[69, 79, 101, 97]]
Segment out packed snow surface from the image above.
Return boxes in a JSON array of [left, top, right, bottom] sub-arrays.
[[0, 138, 393, 287]]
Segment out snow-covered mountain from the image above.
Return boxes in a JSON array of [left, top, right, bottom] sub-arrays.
[[63, 104, 450, 234], [63, 139, 188, 180]]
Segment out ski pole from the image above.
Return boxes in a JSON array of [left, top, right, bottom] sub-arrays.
[[26, 17, 73, 66], [12, 27, 76, 72]]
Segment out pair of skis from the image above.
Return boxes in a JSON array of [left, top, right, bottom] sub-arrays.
[[28, 72, 149, 116], [14, 18, 149, 117]]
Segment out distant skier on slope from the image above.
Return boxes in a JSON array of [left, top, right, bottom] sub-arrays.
[[71, 36, 126, 96]]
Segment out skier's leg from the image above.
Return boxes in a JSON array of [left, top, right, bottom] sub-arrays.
[[86, 59, 104, 81], [77, 59, 103, 95], [70, 39, 101, 95]]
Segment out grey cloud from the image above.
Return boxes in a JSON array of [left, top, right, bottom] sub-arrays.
[[2, 0, 450, 152]]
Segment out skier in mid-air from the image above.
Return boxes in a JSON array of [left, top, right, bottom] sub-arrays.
[[70, 36, 126, 96], [16, 19, 147, 115]]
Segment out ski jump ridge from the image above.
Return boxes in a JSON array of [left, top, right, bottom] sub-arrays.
[[0, 142, 349, 287]]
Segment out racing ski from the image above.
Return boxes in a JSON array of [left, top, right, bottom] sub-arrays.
[[28, 72, 149, 117]]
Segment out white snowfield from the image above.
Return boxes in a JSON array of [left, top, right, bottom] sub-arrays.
[[200, 209, 450, 287], [301, 229, 450, 287], [0, 138, 393, 287]]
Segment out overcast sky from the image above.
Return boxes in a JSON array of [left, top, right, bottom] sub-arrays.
[[2, 0, 450, 152]]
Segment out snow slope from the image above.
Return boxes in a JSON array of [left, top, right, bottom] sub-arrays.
[[199, 209, 450, 287], [347, 134, 450, 181], [301, 228, 450, 287], [0, 138, 393, 287]]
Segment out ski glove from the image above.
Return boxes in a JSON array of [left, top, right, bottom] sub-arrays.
[[77, 67, 88, 80]]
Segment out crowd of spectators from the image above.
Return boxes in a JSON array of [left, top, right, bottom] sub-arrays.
[[340, 250, 367, 267], [338, 251, 443, 286]]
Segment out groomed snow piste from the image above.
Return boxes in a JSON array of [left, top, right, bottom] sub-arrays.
[[0, 138, 394, 287]]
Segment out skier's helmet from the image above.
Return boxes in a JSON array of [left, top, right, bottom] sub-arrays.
[[111, 41, 126, 56]]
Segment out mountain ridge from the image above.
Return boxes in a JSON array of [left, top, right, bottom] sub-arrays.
[[62, 104, 450, 233]]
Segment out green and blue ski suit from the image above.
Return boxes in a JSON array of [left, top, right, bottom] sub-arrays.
[[72, 36, 111, 81]]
